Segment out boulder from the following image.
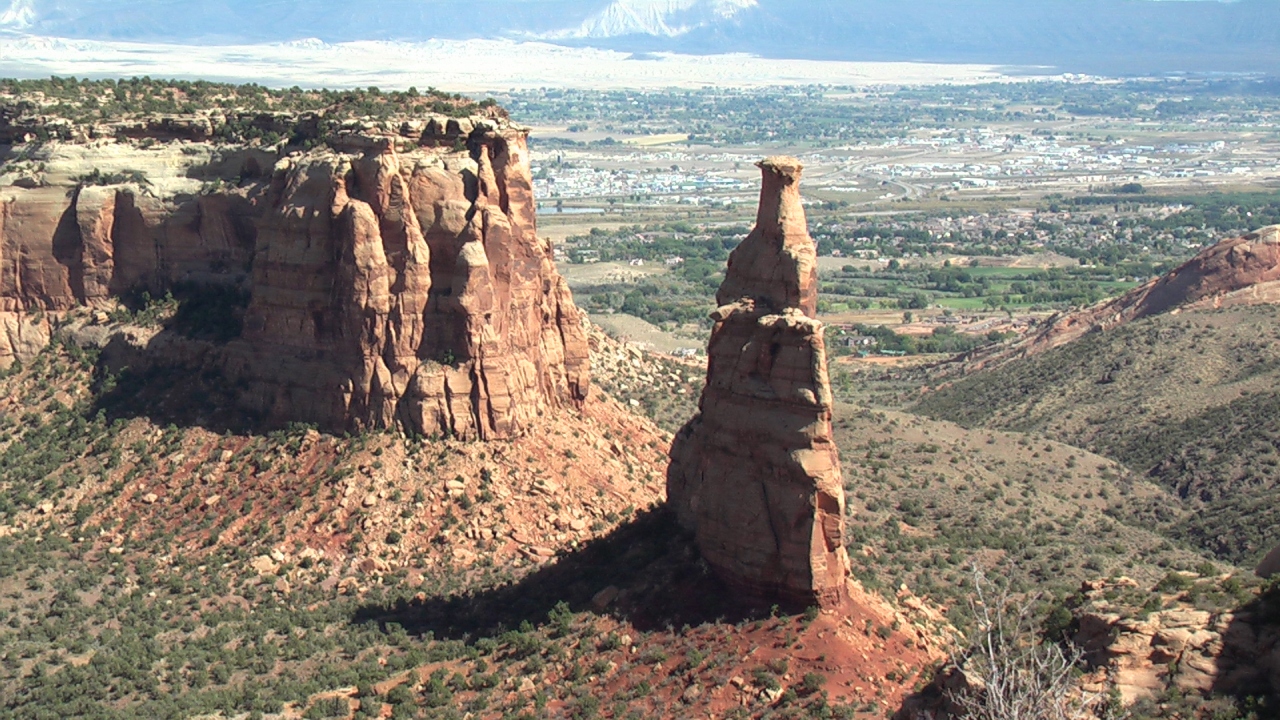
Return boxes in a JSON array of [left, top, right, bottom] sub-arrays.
[[1072, 577, 1280, 706]]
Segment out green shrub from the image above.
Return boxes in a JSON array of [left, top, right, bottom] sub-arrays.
[[1156, 572, 1194, 594]]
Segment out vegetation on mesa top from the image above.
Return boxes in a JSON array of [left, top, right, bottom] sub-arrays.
[[0, 76, 502, 143]]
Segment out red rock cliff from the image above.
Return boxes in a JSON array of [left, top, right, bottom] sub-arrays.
[[668, 157, 850, 609], [0, 114, 588, 439]]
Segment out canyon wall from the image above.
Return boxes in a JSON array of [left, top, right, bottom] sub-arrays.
[[668, 157, 850, 609], [0, 114, 588, 439]]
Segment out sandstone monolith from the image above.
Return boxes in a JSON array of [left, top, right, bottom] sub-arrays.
[[668, 157, 850, 609]]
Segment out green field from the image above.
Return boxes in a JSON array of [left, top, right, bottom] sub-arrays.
[[963, 266, 1054, 278], [932, 297, 996, 310]]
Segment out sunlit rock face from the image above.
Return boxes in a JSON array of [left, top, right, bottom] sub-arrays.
[[668, 157, 850, 609], [0, 114, 589, 439]]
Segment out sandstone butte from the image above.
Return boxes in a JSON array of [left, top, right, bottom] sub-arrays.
[[0, 111, 589, 440], [668, 156, 852, 609], [969, 223, 1280, 367]]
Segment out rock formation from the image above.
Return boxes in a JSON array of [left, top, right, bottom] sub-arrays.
[[1257, 543, 1280, 578], [970, 224, 1280, 367], [1072, 577, 1280, 706], [668, 157, 850, 609], [914, 575, 1280, 716], [0, 112, 588, 439]]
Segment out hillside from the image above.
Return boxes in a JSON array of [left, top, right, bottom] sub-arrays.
[[0, 306, 958, 719], [0, 91, 957, 719], [836, 405, 1214, 604], [589, 343, 1222, 613], [967, 225, 1280, 368], [917, 303, 1280, 567], [0, 330, 684, 718]]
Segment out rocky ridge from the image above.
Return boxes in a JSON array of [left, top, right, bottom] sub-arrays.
[[668, 157, 851, 609], [0, 106, 588, 439], [1071, 575, 1280, 710], [971, 224, 1280, 368]]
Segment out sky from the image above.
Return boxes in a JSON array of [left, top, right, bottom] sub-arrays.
[[0, 0, 1275, 82]]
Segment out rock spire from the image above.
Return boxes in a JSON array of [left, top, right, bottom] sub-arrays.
[[716, 157, 820, 316], [667, 157, 850, 609]]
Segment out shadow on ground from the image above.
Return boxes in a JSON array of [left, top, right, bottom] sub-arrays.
[[92, 359, 261, 434], [85, 283, 264, 433], [351, 507, 771, 641], [1205, 588, 1280, 718]]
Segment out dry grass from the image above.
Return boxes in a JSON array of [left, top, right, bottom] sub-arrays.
[[916, 303, 1280, 565], [835, 405, 1215, 615]]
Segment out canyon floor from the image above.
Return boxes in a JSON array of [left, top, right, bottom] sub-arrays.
[[0, 323, 951, 720]]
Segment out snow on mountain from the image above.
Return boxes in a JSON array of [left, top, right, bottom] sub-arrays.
[[558, 0, 757, 39], [0, 0, 1274, 74], [0, 0, 37, 30]]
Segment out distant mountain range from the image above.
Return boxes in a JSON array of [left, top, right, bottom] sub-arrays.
[[1, 0, 1278, 74], [552, 0, 757, 40]]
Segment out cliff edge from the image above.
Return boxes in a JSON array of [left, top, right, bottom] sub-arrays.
[[0, 104, 588, 439]]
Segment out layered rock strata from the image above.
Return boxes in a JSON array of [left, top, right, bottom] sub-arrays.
[[0, 114, 588, 439], [668, 157, 850, 609], [1072, 577, 1280, 706]]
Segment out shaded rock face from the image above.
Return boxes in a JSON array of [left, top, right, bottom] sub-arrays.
[[0, 117, 588, 439], [1256, 543, 1280, 579], [668, 157, 850, 609]]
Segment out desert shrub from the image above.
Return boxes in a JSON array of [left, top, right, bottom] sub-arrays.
[[303, 697, 349, 719], [947, 570, 1095, 720], [1155, 572, 1194, 594]]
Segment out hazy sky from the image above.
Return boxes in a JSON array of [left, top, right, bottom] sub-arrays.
[[0, 0, 1275, 75]]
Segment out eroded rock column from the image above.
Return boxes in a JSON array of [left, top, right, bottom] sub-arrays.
[[230, 123, 590, 439], [668, 157, 850, 609]]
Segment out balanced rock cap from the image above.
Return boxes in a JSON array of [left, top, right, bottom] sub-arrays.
[[717, 156, 819, 318]]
